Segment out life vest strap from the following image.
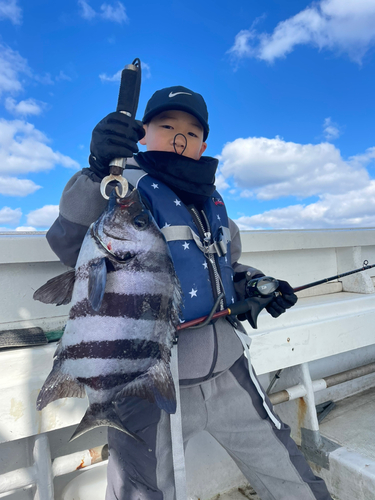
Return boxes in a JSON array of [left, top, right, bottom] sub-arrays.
[[161, 225, 231, 256]]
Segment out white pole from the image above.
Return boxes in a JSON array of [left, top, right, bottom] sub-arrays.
[[33, 434, 54, 500]]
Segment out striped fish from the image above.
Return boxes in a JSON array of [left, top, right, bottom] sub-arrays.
[[34, 188, 182, 441]]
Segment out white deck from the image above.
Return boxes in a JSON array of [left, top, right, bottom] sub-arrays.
[[309, 387, 375, 500], [215, 486, 261, 500], [320, 387, 375, 461], [206, 384, 375, 500]]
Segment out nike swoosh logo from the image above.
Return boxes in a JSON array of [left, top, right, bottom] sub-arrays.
[[169, 91, 192, 98]]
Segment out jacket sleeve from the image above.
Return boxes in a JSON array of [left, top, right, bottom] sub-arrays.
[[229, 218, 264, 278], [46, 169, 108, 268]]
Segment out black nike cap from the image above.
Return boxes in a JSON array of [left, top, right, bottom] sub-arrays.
[[142, 86, 209, 141]]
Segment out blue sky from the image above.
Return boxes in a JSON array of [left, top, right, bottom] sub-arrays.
[[1, 0, 375, 230]]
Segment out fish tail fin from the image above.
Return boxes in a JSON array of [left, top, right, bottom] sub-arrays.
[[116, 359, 176, 414], [36, 363, 85, 411], [69, 403, 142, 442]]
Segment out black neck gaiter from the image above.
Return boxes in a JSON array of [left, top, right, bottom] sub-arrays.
[[135, 151, 218, 207]]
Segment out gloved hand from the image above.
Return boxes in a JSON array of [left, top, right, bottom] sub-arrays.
[[233, 271, 265, 321], [89, 112, 145, 179], [266, 279, 298, 318]]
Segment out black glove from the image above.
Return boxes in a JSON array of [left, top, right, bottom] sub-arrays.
[[266, 280, 298, 318], [233, 271, 265, 321], [89, 112, 145, 179]]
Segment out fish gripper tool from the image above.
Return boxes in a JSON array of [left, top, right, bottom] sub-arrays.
[[100, 58, 142, 200]]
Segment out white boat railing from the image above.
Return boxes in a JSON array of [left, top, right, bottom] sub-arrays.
[[0, 436, 107, 499]]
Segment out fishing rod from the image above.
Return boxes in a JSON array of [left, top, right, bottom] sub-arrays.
[[293, 260, 375, 292], [177, 261, 375, 331]]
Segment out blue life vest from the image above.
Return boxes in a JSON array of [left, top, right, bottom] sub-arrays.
[[127, 170, 237, 322]]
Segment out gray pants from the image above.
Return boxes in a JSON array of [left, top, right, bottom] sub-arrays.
[[106, 356, 332, 500]]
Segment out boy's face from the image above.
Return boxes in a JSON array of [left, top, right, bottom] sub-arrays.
[[139, 110, 207, 161]]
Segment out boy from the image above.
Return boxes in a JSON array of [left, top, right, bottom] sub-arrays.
[[47, 86, 332, 500]]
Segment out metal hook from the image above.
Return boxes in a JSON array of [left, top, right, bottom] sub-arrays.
[[100, 164, 128, 200], [100, 174, 129, 200]]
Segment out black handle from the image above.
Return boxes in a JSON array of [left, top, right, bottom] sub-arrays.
[[116, 58, 141, 117], [229, 296, 274, 329]]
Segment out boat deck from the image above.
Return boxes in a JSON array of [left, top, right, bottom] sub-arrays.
[[319, 386, 375, 461], [309, 386, 375, 500], [212, 484, 260, 499], [212, 388, 375, 500]]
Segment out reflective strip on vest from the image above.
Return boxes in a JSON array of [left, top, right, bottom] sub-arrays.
[[161, 225, 231, 256]]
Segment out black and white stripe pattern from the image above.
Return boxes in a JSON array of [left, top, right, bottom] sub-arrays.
[[37, 189, 182, 437]]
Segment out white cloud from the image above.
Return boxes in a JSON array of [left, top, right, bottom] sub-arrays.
[[219, 132, 375, 229], [26, 205, 59, 227], [0, 43, 30, 95], [235, 180, 375, 230], [0, 44, 71, 93], [99, 69, 122, 82], [228, 0, 375, 64], [0, 118, 80, 175], [100, 2, 128, 23], [227, 30, 257, 61], [34, 70, 72, 85], [34, 72, 54, 86], [0, 176, 41, 196], [79, 0, 128, 24], [218, 136, 372, 200], [99, 62, 150, 83], [15, 226, 37, 231], [5, 97, 46, 117], [78, 0, 96, 20], [215, 172, 230, 192], [348, 146, 375, 169], [56, 70, 72, 82], [0, 0, 22, 25], [0, 206, 22, 225], [140, 62, 151, 79], [323, 117, 340, 141]]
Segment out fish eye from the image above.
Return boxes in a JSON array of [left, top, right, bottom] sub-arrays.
[[132, 212, 149, 230]]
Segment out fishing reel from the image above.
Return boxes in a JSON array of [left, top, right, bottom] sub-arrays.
[[245, 275, 279, 298]]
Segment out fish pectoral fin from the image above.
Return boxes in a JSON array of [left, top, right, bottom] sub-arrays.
[[88, 257, 107, 311], [33, 269, 76, 306], [116, 360, 177, 414], [36, 363, 85, 411], [69, 403, 143, 443]]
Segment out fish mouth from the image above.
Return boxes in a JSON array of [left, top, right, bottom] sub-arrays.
[[109, 251, 135, 264], [102, 228, 130, 241], [91, 224, 135, 263]]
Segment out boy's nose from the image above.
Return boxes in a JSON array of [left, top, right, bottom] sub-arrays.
[[172, 133, 187, 154]]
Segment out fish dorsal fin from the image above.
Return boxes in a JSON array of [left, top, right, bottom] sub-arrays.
[[33, 269, 76, 305], [36, 361, 85, 411], [88, 258, 107, 312], [69, 403, 143, 442], [116, 358, 176, 414]]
